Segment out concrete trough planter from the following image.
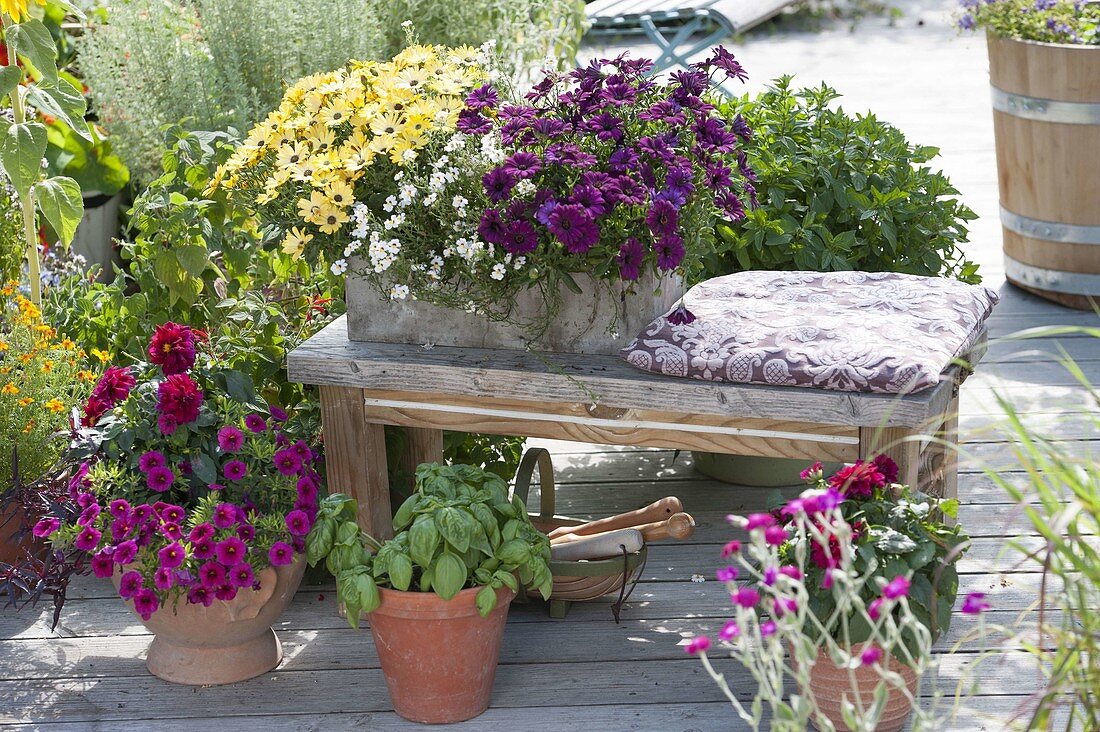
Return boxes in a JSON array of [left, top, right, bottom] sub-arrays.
[[345, 267, 683, 355]]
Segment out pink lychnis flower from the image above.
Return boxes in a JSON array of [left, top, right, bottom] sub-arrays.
[[882, 575, 910, 600], [685, 636, 711, 655]]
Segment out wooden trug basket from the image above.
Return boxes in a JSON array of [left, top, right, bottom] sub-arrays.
[[512, 448, 647, 620]]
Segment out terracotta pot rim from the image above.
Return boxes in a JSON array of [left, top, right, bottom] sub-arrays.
[[986, 30, 1100, 53], [371, 585, 515, 619]]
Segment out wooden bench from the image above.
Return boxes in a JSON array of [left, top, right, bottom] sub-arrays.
[[288, 316, 981, 539]]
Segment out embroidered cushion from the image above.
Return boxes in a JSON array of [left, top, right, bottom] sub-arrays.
[[621, 271, 998, 394]]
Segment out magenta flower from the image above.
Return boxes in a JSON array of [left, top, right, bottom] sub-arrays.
[[296, 476, 319, 501], [188, 586, 214, 607], [230, 563, 255, 588], [156, 373, 203, 426], [113, 539, 138, 565], [760, 620, 777, 637], [214, 584, 238, 602], [236, 523, 256, 542], [217, 425, 244, 452], [868, 597, 886, 620], [74, 526, 102, 552], [108, 499, 131, 519], [133, 588, 159, 621], [774, 597, 798, 617], [157, 542, 186, 569], [91, 551, 114, 579], [822, 568, 834, 590], [192, 540, 214, 560], [720, 540, 741, 558], [273, 449, 303, 477], [547, 203, 599, 253], [685, 636, 711, 655], [198, 561, 227, 589], [148, 322, 196, 376], [32, 517, 60, 538], [883, 576, 911, 600], [615, 237, 644, 281], [188, 523, 215, 543], [718, 621, 740, 641], [160, 523, 183, 541], [223, 459, 248, 482], [716, 566, 738, 583], [269, 541, 295, 566], [860, 646, 884, 666], [213, 503, 237, 529], [743, 513, 775, 531], [153, 567, 174, 591], [763, 525, 788, 546], [285, 509, 311, 537], [270, 405, 288, 422], [138, 451, 166, 473], [654, 233, 685, 271], [244, 414, 267, 433], [145, 466, 175, 493], [118, 570, 144, 599], [763, 567, 777, 586], [778, 566, 802, 581], [733, 587, 760, 608], [215, 537, 247, 566], [961, 592, 990, 615], [160, 505, 185, 524]]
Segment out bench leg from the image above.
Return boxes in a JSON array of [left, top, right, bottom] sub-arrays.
[[398, 427, 444, 490], [858, 425, 919, 487], [319, 385, 393, 540]]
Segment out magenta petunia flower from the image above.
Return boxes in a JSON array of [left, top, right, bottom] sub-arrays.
[[138, 451, 166, 474], [78, 505, 101, 528], [32, 517, 60, 538], [291, 440, 312, 461], [188, 523, 215, 543], [153, 567, 174, 591], [269, 405, 288, 422], [296, 476, 319, 501], [684, 636, 711, 655], [108, 499, 131, 519], [160, 505, 185, 524], [91, 551, 114, 579], [229, 563, 255, 588], [217, 426, 244, 453], [74, 526, 102, 552], [860, 646, 883, 666], [113, 539, 138, 565], [236, 524, 256, 542], [883, 575, 910, 600], [273, 449, 303, 477], [198, 561, 227, 589], [157, 542, 186, 569], [133, 588, 159, 621], [223, 459, 248, 482], [716, 566, 738, 583], [212, 503, 238, 529], [268, 541, 294, 566], [284, 509, 311, 537], [215, 537, 247, 566], [160, 523, 183, 541], [961, 592, 990, 615], [145, 466, 175, 493], [214, 584, 238, 602], [244, 414, 267, 433], [187, 586, 214, 607], [118, 570, 144, 599], [733, 587, 760, 608], [192, 539, 215, 560]]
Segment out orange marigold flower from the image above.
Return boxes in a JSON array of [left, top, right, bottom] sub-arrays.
[[91, 348, 111, 363], [2, 383, 20, 396], [41, 360, 54, 373], [60, 338, 76, 350], [44, 398, 65, 413], [76, 370, 97, 382], [17, 397, 33, 407]]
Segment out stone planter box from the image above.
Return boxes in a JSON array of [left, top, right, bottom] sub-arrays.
[[345, 266, 683, 355]]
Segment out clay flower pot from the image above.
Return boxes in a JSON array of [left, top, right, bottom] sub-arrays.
[[112, 556, 306, 685], [368, 585, 515, 724], [0, 505, 33, 567], [803, 648, 918, 732]]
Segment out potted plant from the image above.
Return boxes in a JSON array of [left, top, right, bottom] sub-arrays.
[[308, 462, 553, 724], [33, 321, 320, 685], [957, 0, 1100, 308], [687, 456, 975, 731], [693, 78, 980, 487], [211, 43, 757, 354]]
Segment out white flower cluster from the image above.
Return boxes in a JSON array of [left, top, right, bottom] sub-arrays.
[[368, 232, 402, 273]]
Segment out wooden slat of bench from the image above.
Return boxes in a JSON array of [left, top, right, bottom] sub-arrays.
[[289, 317, 972, 429]]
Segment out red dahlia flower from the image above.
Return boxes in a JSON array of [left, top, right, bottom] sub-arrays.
[[156, 374, 203, 427], [149, 322, 197, 376]]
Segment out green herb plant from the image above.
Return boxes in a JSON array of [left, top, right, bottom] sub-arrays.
[[711, 78, 979, 284], [308, 463, 553, 625]]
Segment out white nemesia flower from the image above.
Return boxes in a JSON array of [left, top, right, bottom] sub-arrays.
[[401, 149, 417, 163], [330, 259, 348, 276], [452, 195, 468, 210], [382, 196, 398, 213], [514, 256, 526, 270], [352, 202, 371, 224], [390, 284, 410, 300], [423, 193, 438, 206], [515, 179, 536, 196], [454, 237, 483, 261], [351, 222, 370, 240], [384, 213, 406, 230], [490, 263, 506, 280], [344, 241, 362, 257]]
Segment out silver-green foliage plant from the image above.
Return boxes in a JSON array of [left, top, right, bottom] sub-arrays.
[[307, 463, 553, 626], [372, 0, 587, 82], [78, 0, 380, 184]]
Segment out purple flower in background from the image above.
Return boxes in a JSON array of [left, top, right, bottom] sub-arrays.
[[720, 540, 741, 558], [646, 199, 679, 236], [694, 46, 749, 83], [670, 69, 707, 98], [547, 204, 600, 253], [694, 117, 737, 153], [638, 136, 673, 164], [213, 503, 238, 529], [245, 414, 266, 433], [1034, 0, 1055, 9], [608, 146, 639, 173], [138, 451, 166, 473], [465, 84, 499, 110], [146, 466, 175, 493], [716, 566, 739, 582], [717, 191, 746, 221], [961, 592, 991, 615], [732, 114, 752, 141], [744, 182, 759, 209], [616, 237, 645, 281], [588, 112, 624, 143], [602, 82, 637, 106], [667, 305, 696, 326], [704, 162, 733, 190], [503, 219, 539, 254], [503, 152, 541, 179], [217, 426, 244, 452], [483, 168, 516, 203], [223, 460, 248, 482], [883, 575, 911, 600], [236, 523, 256, 542], [609, 176, 647, 206], [456, 109, 491, 135], [274, 449, 303, 477], [654, 234, 685, 270], [531, 118, 566, 137], [570, 185, 607, 217], [478, 208, 507, 244], [958, 14, 976, 30], [269, 541, 295, 566]]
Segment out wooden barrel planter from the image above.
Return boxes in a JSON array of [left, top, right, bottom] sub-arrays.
[[987, 34, 1100, 309]]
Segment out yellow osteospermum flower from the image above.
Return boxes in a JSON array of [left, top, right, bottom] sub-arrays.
[[0, 340, 7, 352], [44, 398, 65, 414], [297, 190, 328, 222], [324, 181, 355, 209], [0, 0, 45, 23], [281, 227, 314, 260], [2, 383, 20, 396], [314, 203, 349, 235], [0, 281, 15, 297]]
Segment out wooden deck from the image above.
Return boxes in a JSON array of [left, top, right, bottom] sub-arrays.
[[2, 1, 1099, 729]]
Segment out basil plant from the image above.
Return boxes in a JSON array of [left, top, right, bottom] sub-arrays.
[[1, 1, 89, 304], [307, 463, 553, 626]]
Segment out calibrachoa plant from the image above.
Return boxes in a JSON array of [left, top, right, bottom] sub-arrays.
[[214, 43, 755, 334], [34, 322, 319, 620], [688, 457, 980, 731], [957, 0, 1100, 44]]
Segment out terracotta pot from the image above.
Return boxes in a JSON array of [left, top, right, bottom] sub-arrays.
[[112, 556, 306, 685], [0, 504, 31, 567], [801, 648, 918, 732], [368, 585, 515, 724]]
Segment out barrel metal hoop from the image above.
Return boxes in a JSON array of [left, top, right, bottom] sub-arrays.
[[1004, 255, 1100, 296], [991, 85, 1100, 125], [1000, 206, 1100, 246]]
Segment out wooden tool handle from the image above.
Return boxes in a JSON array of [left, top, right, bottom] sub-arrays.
[[547, 497, 683, 539], [550, 528, 645, 561], [634, 513, 695, 542]]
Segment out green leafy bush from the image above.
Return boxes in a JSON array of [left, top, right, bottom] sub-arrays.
[[309, 463, 552, 624], [710, 78, 980, 283], [957, 0, 1099, 45]]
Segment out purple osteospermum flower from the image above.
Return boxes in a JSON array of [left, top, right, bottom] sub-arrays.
[[215, 537, 247, 566], [91, 551, 114, 579], [118, 570, 144, 599], [616, 237, 645, 282], [273, 449, 303, 477], [223, 460, 248, 482], [547, 204, 600, 253], [637, 136, 673, 164], [269, 541, 295, 566], [478, 208, 507, 244], [665, 167, 695, 198], [133, 589, 159, 621], [465, 83, 499, 110], [483, 168, 516, 203], [217, 426, 244, 452], [138, 451, 166, 473], [646, 200, 678, 236], [717, 191, 746, 221], [570, 185, 606, 217], [732, 114, 752, 141], [145, 466, 174, 492], [534, 197, 559, 226], [74, 526, 102, 552], [587, 112, 624, 143], [244, 414, 266, 433], [883, 575, 911, 600], [456, 108, 491, 135], [704, 162, 734, 190], [609, 176, 646, 206], [230, 563, 255, 589], [285, 509, 311, 537], [503, 151, 541, 179], [667, 305, 697, 326], [654, 234, 685, 271], [502, 219, 539, 254], [608, 146, 639, 173]]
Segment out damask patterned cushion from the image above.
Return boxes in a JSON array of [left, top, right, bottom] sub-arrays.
[[621, 271, 998, 394]]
